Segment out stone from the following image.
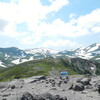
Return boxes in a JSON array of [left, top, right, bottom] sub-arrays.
[[51, 82, 55, 87], [9, 79, 24, 89], [0, 83, 9, 89], [73, 83, 84, 91], [81, 78, 91, 85], [11, 85, 15, 89], [41, 93, 57, 100], [21, 92, 34, 100]]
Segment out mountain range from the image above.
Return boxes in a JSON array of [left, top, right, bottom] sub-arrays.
[[0, 43, 100, 68]]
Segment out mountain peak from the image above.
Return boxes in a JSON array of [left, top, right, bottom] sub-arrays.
[[89, 43, 100, 47]]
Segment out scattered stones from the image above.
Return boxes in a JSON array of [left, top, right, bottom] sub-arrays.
[[2, 94, 11, 97], [0, 75, 100, 100], [9, 79, 25, 89]]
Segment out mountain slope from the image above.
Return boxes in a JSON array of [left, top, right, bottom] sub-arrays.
[[59, 43, 100, 60], [0, 57, 100, 82]]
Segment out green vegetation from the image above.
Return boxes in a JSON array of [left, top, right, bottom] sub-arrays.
[[0, 57, 78, 82], [0, 57, 100, 82]]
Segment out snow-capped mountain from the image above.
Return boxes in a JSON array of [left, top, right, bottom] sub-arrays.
[[0, 43, 100, 68], [0, 47, 59, 67], [75, 43, 100, 59], [25, 48, 59, 55], [52, 43, 100, 60]]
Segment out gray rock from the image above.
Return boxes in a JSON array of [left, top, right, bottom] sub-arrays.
[[51, 82, 55, 87], [11, 85, 15, 89], [21, 92, 34, 100], [98, 85, 100, 94], [9, 79, 24, 89], [0, 83, 9, 89], [41, 93, 56, 100], [24, 75, 46, 84], [73, 83, 84, 91], [81, 78, 91, 85]]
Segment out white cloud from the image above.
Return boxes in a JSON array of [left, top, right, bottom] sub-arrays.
[[0, 19, 8, 32], [35, 9, 100, 38], [20, 35, 41, 45], [92, 26, 100, 33], [0, 0, 69, 38], [69, 13, 76, 18], [41, 39, 80, 49], [0, 0, 100, 49]]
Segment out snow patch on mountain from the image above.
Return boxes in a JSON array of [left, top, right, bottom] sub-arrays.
[[96, 58, 100, 60], [29, 56, 33, 60], [21, 59, 29, 63], [0, 60, 6, 68], [74, 43, 100, 59], [87, 44, 100, 52], [25, 48, 59, 55], [12, 59, 20, 64]]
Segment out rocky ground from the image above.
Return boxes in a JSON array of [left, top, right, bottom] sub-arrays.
[[0, 75, 100, 100]]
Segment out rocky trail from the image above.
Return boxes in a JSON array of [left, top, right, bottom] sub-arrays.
[[0, 75, 100, 100]]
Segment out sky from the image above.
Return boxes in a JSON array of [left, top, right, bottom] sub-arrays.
[[0, 0, 100, 50]]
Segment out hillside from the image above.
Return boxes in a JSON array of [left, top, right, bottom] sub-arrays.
[[0, 57, 100, 82]]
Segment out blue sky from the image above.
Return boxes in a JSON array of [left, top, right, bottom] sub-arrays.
[[0, 0, 100, 50]]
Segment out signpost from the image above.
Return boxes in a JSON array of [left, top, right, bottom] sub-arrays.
[[59, 70, 68, 80]]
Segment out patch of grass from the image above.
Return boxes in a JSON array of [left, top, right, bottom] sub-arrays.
[[0, 58, 79, 82]]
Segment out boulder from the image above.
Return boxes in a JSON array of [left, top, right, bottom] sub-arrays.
[[21, 92, 34, 100], [73, 83, 84, 91], [0, 82, 9, 89], [81, 78, 91, 85], [11, 85, 15, 89], [41, 93, 57, 100], [24, 75, 46, 83], [98, 85, 100, 94]]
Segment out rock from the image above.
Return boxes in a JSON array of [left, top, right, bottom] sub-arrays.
[[9, 79, 24, 89], [98, 85, 100, 94], [73, 83, 84, 91], [51, 82, 55, 87], [57, 81, 63, 87], [2, 99, 7, 100], [81, 78, 91, 85], [0, 83, 9, 89], [11, 85, 15, 89], [41, 93, 57, 100], [1, 88, 8, 92], [21, 92, 34, 100], [8, 95, 22, 100], [38, 75, 46, 81], [64, 80, 68, 84], [50, 88, 57, 91], [85, 85, 93, 89], [2, 94, 11, 97], [55, 95, 67, 100], [77, 78, 82, 83]]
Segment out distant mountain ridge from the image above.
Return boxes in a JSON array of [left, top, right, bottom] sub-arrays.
[[0, 43, 100, 67]]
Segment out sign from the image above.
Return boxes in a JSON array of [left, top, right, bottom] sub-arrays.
[[60, 71, 68, 78]]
